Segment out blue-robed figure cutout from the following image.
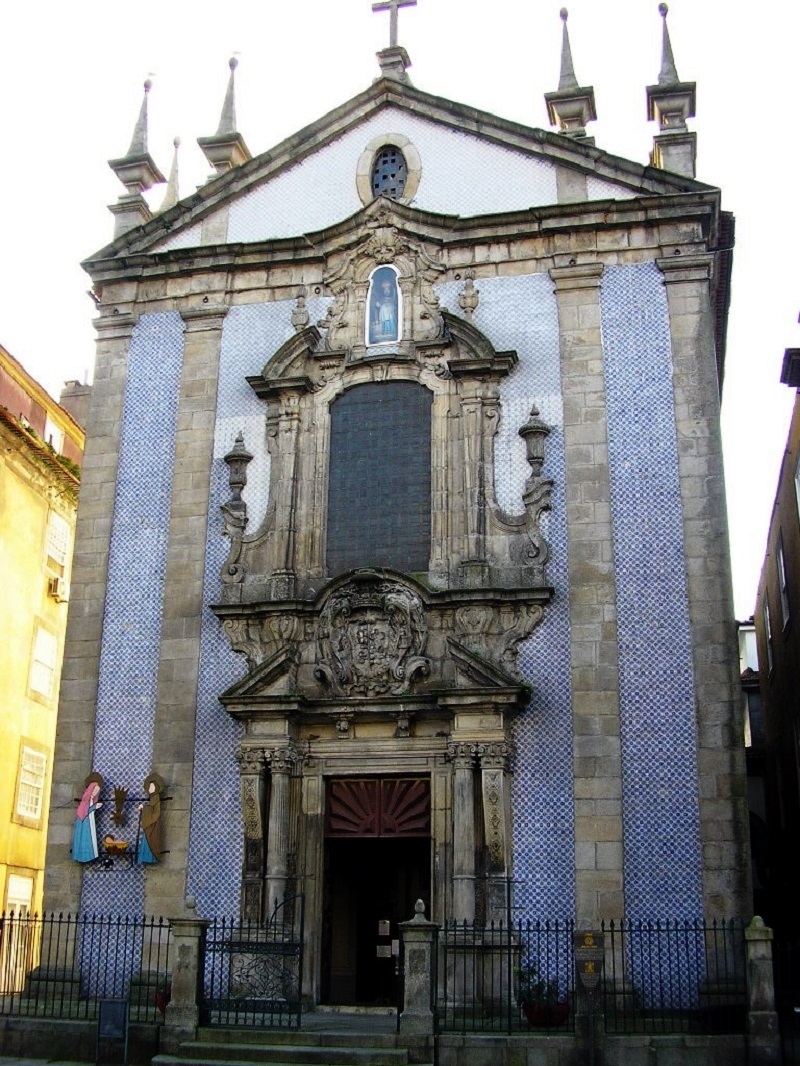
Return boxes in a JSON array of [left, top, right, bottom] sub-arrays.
[[71, 774, 103, 862], [367, 266, 400, 345]]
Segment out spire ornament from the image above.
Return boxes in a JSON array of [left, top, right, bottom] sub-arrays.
[[544, 9, 597, 142], [198, 56, 252, 175], [646, 3, 697, 177], [159, 137, 181, 213], [107, 78, 166, 239]]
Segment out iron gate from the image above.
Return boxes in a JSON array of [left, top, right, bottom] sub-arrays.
[[201, 893, 304, 1029]]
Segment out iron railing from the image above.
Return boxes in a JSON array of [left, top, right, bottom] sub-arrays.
[[773, 930, 800, 1063], [439, 918, 575, 1034], [602, 918, 746, 1035], [200, 893, 304, 1029], [0, 912, 170, 1022]]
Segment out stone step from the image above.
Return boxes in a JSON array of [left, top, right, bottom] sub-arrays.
[[194, 1029, 401, 1048], [153, 1045, 412, 1066]]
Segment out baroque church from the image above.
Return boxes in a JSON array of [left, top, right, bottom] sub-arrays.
[[45, 0, 750, 1010]]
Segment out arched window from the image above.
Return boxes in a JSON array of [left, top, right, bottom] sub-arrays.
[[371, 145, 408, 199], [327, 382, 432, 576]]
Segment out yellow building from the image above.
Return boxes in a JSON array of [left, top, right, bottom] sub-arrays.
[[0, 343, 85, 923]]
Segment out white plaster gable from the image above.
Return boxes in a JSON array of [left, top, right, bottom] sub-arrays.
[[154, 106, 639, 253]]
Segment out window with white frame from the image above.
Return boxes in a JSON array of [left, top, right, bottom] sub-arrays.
[[29, 626, 58, 699], [763, 598, 774, 674], [45, 511, 70, 576], [43, 415, 64, 453], [778, 539, 791, 627], [15, 745, 47, 823], [794, 455, 800, 522]]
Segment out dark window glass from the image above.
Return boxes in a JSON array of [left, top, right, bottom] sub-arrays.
[[327, 382, 431, 575], [371, 146, 408, 199]]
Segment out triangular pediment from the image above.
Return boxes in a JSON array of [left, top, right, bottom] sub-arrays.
[[85, 77, 717, 268], [219, 646, 298, 703]]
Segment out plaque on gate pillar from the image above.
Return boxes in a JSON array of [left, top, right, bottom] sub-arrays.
[[573, 930, 604, 995]]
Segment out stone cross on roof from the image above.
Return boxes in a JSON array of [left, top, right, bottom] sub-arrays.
[[372, 0, 416, 49]]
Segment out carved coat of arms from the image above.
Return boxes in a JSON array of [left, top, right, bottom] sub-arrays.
[[314, 577, 429, 697]]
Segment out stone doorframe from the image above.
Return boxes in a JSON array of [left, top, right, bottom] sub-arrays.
[[227, 691, 518, 1005]]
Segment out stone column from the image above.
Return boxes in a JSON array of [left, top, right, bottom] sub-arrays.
[[147, 304, 228, 917], [477, 742, 512, 921], [550, 263, 625, 925], [658, 254, 751, 917], [447, 742, 476, 923], [264, 747, 296, 914], [163, 899, 209, 1053], [236, 746, 268, 920], [399, 900, 439, 1035], [44, 311, 136, 912], [745, 916, 781, 1065], [266, 390, 304, 598]]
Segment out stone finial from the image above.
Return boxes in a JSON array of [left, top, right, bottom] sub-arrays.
[[657, 3, 680, 84], [458, 270, 480, 322], [198, 56, 252, 175], [544, 9, 597, 143], [646, 3, 697, 177], [107, 78, 167, 239], [159, 137, 181, 213], [291, 288, 311, 332]]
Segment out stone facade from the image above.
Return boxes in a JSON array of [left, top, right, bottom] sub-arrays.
[[45, 70, 750, 1010]]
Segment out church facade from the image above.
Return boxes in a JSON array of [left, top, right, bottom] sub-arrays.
[[45, 7, 750, 1010]]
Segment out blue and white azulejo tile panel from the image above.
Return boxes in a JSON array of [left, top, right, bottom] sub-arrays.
[[437, 272, 575, 921], [83, 311, 185, 915], [600, 262, 703, 921]]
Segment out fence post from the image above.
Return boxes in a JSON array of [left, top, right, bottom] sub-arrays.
[[745, 915, 781, 1065], [163, 898, 209, 1054], [398, 899, 439, 1035]]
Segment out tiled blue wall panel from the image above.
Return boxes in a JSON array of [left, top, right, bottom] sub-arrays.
[[600, 262, 703, 921], [187, 300, 330, 916], [437, 274, 575, 920], [82, 311, 185, 916]]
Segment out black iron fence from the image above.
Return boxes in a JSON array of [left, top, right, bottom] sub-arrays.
[[200, 893, 304, 1029], [439, 918, 575, 1034], [773, 931, 800, 1063], [602, 918, 746, 1035], [0, 912, 170, 1022]]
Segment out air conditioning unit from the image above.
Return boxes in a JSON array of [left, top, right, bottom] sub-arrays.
[[47, 576, 69, 602]]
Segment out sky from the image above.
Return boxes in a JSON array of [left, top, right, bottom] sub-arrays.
[[1, 0, 798, 619]]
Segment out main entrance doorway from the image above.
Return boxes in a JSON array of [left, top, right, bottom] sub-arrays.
[[321, 777, 431, 1005]]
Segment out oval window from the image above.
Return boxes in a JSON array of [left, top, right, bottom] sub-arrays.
[[371, 145, 408, 200]]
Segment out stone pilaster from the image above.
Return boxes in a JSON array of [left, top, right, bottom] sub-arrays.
[[447, 742, 476, 923], [550, 263, 624, 924], [658, 254, 751, 916], [44, 312, 136, 912], [477, 742, 512, 920], [146, 305, 228, 917], [236, 746, 268, 920], [264, 746, 297, 913]]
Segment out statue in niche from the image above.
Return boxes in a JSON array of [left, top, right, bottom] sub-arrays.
[[71, 773, 104, 863], [137, 773, 166, 864], [367, 266, 400, 345]]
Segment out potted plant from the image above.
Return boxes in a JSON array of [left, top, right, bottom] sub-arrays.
[[516, 959, 569, 1027]]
